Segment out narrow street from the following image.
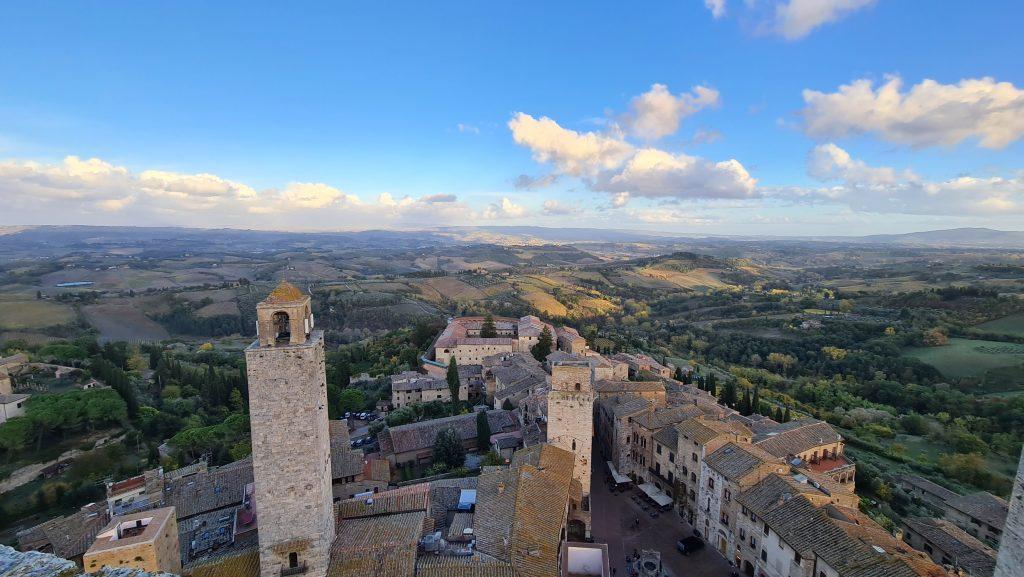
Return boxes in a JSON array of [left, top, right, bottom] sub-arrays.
[[590, 457, 735, 577]]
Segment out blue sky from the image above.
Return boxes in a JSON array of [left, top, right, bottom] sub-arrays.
[[1, 1, 1022, 234]]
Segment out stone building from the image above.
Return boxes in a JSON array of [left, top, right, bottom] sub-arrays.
[[902, 517, 997, 577], [754, 418, 855, 486], [547, 360, 595, 539], [943, 492, 1009, 549], [432, 315, 585, 366], [994, 448, 1024, 577], [674, 417, 754, 523], [245, 281, 335, 577], [389, 371, 456, 409], [377, 409, 519, 468], [83, 506, 181, 575]]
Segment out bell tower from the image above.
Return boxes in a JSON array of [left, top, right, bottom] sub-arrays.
[[245, 281, 334, 577], [547, 360, 594, 539]]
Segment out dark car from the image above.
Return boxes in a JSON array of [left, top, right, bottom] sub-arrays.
[[676, 535, 704, 555]]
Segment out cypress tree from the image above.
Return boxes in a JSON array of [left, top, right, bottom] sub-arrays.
[[446, 357, 460, 406], [752, 387, 761, 415], [531, 326, 553, 361], [741, 389, 752, 416], [721, 380, 736, 408], [480, 314, 497, 338], [476, 409, 492, 451], [783, 406, 791, 422]]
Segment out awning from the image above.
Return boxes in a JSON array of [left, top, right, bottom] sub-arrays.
[[638, 482, 673, 506], [607, 461, 631, 485]]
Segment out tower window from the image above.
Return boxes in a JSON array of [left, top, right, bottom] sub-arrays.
[[575, 383, 581, 391], [288, 552, 298, 568], [572, 439, 576, 451], [272, 311, 291, 343]]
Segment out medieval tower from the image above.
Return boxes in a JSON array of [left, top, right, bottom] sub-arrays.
[[547, 360, 594, 538], [245, 282, 335, 577]]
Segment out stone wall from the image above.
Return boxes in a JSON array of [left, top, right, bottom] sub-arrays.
[[246, 331, 335, 577], [995, 448, 1024, 577], [548, 363, 595, 535]]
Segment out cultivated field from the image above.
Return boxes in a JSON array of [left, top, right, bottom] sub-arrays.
[[975, 313, 1024, 337], [903, 338, 1024, 379], [0, 300, 76, 330], [81, 303, 170, 342]]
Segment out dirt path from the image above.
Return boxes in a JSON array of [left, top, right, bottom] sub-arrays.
[[0, 432, 123, 494]]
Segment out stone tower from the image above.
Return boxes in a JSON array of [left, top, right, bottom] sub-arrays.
[[995, 447, 1024, 577], [245, 281, 334, 577], [547, 360, 594, 538]]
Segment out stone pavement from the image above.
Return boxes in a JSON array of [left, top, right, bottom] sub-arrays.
[[590, 458, 735, 577]]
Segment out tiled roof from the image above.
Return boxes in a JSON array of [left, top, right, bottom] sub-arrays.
[[16, 502, 109, 560], [446, 511, 475, 541], [594, 379, 664, 394], [327, 511, 424, 577], [427, 477, 479, 529], [415, 554, 515, 577], [379, 410, 518, 455], [704, 442, 780, 481], [676, 417, 752, 446], [598, 395, 652, 419], [754, 419, 842, 457], [903, 517, 996, 577], [632, 405, 702, 430], [945, 492, 1009, 529], [0, 393, 29, 404], [653, 426, 678, 449], [167, 457, 253, 520], [185, 547, 260, 577], [335, 483, 429, 520], [508, 446, 575, 577], [391, 371, 448, 392], [737, 473, 840, 516], [896, 475, 958, 502]]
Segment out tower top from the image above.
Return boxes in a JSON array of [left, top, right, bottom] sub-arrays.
[[256, 281, 314, 347], [265, 280, 305, 304]]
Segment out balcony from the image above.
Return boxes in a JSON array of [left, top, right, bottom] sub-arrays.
[[281, 563, 308, 576]]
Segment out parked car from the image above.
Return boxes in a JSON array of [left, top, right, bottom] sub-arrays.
[[676, 535, 704, 555]]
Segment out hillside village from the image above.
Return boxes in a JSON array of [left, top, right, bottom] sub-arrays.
[[2, 283, 1021, 577]]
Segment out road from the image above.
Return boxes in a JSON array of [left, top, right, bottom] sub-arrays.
[[590, 458, 735, 577], [0, 432, 124, 493]]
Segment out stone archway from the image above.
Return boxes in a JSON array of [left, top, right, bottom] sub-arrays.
[[272, 311, 291, 342]]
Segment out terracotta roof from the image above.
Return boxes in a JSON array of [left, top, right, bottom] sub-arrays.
[[596, 394, 651, 419], [754, 419, 843, 457], [391, 371, 448, 392], [632, 405, 702, 430], [903, 517, 996, 577], [415, 554, 515, 577], [264, 280, 305, 303], [16, 502, 109, 560], [945, 492, 1009, 529], [594, 379, 664, 394], [446, 511, 475, 541], [896, 475, 958, 502], [705, 442, 781, 481], [378, 410, 518, 456], [167, 457, 253, 520], [108, 474, 147, 496], [327, 511, 424, 577], [185, 547, 260, 577], [653, 426, 678, 449], [335, 483, 429, 520], [427, 477, 479, 528], [676, 417, 752, 446]]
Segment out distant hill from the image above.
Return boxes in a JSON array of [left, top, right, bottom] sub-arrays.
[[851, 228, 1024, 249]]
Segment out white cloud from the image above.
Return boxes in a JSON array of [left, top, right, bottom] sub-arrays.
[[513, 174, 559, 190], [595, 148, 757, 200], [802, 76, 1024, 149], [509, 106, 755, 204], [624, 84, 720, 140], [456, 123, 480, 134], [706, 0, 873, 40], [508, 113, 634, 177], [793, 143, 1024, 215], [137, 170, 258, 210], [542, 199, 580, 215], [705, 0, 726, 19], [626, 208, 716, 225], [773, 0, 874, 40], [807, 143, 912, 185], [482, 197, 529, 219]]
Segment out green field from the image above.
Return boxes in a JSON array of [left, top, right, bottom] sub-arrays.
[[975, 313, 1024, 337], [903, 338, 1024, 379], [0, 300, 76, 330]]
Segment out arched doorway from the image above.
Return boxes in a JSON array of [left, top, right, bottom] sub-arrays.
[[272, 311, 291, 343], [743, 560, 754, 577], [568, 519, 586, 541]]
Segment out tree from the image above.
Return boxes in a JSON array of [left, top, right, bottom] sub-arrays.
[[707, 373, 717, 397], [752, 387, 761, 415], [721, 380, 738, 408], [674, 367, 684, 381], [531, 326, 554, 362], [922, 328, 949, 347], [773, 406, 783, 422], [740, 389, 753, 416], [480, 314, 497, 338], [229, 389, 246, 413], [446, 357, 461, 406], [433, 427, 466, 470], [783, 406, 791, 422], [338, 388, 366, 415], [476, 410, 492, 451]]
